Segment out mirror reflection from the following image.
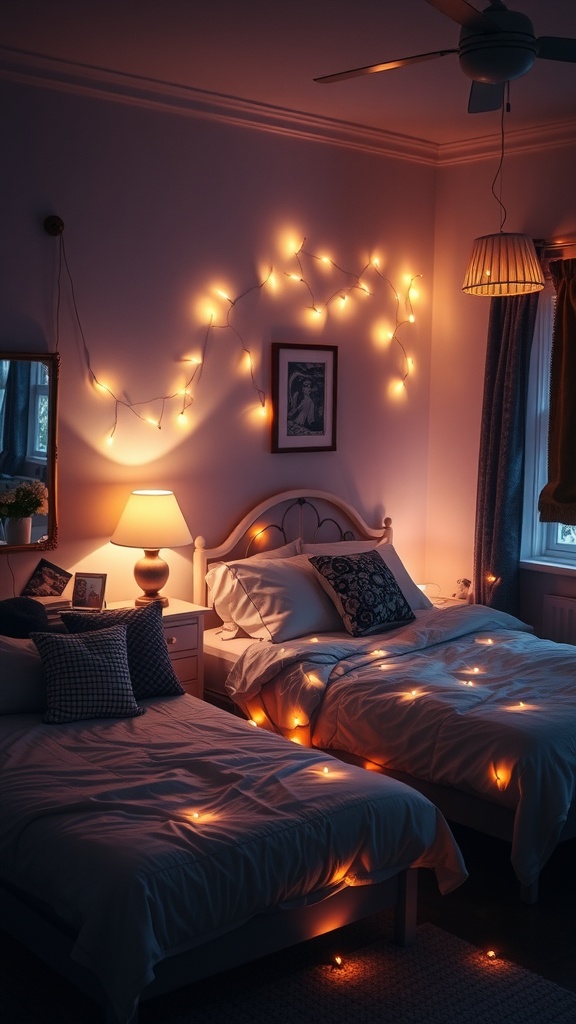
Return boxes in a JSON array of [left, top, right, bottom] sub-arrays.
[[0, 353, 58, 551]]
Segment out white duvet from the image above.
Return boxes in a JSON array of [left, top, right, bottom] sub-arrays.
[[0, 695, 466, 1023], [227, 604, 576, 890]]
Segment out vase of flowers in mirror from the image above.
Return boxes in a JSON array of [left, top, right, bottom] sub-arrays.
[[0, 480, 48, 546]]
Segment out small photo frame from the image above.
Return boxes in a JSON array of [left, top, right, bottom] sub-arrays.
[[271, 343, 338, 453], [72, 572, 107, 611], [21, 558, 73, 597]]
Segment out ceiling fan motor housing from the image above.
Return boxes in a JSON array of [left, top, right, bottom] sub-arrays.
[[459, 8, 537, 83]]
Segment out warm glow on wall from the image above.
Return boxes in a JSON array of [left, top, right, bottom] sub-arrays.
[[93, 378, 114, 396], [388, 378, 408, 401], [47, 220, 421, 443]]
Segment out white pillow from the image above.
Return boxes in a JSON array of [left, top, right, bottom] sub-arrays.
[[302, 541, 432, 611], [206, 539, 302, 632], [206, 553, 342, 642], [0, 635, 46, 714]]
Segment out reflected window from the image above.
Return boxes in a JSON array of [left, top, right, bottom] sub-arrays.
[[0, 360, 8, 446], [27, 361, 49, 462]]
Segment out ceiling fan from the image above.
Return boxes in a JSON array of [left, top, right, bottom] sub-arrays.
[[314, 0, 576, 113]]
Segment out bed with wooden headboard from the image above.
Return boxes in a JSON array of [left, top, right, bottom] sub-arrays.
[[194, 488, 576, 904]]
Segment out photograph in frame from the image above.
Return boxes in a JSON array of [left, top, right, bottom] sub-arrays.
[[72, 572, 107, 611], [271, 343, 337, 453], [21, 559, 73, 597]]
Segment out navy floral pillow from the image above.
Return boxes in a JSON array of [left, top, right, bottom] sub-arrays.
[[310, 549, 415, 637]]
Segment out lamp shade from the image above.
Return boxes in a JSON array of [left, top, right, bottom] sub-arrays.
[[111, 490, 192, 550], [462, 233, 545, 297], [110, 490, 192, 606]]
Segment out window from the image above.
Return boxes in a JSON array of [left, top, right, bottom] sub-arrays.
[[26, 361, 49, 462], [521, 283, 576, 567]]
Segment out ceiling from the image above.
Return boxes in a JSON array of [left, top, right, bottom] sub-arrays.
[[2, 0, 576, 147]]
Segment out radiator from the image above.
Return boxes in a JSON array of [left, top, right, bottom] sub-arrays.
[[542, 594, 576, 644]]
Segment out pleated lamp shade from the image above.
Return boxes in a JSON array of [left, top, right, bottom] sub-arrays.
[[111, 490, 192, 606], [462, 232, 545, 297]]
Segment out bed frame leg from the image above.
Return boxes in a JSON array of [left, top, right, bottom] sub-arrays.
[[393, 868, 417, 946]]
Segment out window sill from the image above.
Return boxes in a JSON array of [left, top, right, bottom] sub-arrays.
[[520, 559, 576, 578]]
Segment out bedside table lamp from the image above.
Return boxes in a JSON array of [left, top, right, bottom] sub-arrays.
[[111, 490, 192, 607]]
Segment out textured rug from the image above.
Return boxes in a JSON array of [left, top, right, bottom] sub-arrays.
[[3, 920, 576, 1024]]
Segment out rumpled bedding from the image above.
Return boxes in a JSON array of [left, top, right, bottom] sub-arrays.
[[227, 603, 576, 889], [0, 695, 467, 1023]]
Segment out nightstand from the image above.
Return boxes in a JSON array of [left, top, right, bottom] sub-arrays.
[[108, 599, 209, 699], [160, 599, 209, 699]]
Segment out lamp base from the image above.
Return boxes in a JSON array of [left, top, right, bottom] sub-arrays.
[[133, 549, 170, 608], [135, 594, 169, 608]]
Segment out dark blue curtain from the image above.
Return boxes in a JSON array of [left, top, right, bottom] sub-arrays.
[[0, 361, 30, 477], [473, 292, 539, 614]]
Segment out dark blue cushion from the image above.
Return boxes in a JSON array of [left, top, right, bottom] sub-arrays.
[[310, 549, 415, 637], [32, 625, 145, 724], [61, 602, 184, 700]]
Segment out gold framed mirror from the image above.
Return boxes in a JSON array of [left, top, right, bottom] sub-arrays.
[[0, 352, 59, 553]]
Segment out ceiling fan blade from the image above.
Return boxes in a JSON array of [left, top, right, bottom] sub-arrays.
[[423, 0, 497, 33], [314, 49, 457, 84], [537, 36, 576, 63], [468, 80, 505, 113]]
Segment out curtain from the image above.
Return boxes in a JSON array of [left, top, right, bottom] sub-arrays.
[[538, 258, 576, 525], [473, 292, 539, 613], [0, 360, 30, 477]]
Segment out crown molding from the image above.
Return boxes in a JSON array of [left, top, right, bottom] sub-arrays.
[[0, 47, 438, 166], [2, 47, 575, 168], [437, 118, 576, 166]]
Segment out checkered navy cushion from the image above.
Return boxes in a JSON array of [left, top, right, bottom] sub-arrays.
[[31, 625, 146, 724], [61, 602, 184, 699]]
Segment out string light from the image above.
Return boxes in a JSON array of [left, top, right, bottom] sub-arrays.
[[285, 240, 420, 386], [48, 224, 421, 440]]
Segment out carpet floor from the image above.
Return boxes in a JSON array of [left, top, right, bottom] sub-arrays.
[[2, 917, 576, 1024]]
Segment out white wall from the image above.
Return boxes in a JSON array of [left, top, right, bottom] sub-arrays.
[[3, 71, 576, 614], [0, 75, 436, 602]]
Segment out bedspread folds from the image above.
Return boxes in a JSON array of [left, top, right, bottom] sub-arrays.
[[0, 695, 467, 1023], [226, 604, 576, 889]]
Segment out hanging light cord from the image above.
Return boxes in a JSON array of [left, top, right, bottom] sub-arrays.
[[491, 83, 511, 233]]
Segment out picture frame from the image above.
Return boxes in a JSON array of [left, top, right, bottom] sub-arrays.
[[271, 343, 338, 453], [72, 572, 107, 611], [21, 558, 73, 598]]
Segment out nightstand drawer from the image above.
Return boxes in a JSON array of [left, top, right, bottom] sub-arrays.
[[171, 654, 199, 685], [163, 621, 199, 655]]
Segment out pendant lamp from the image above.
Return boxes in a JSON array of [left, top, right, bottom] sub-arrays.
[[462, 231, 544, 296], [463, 94, 544, 298]]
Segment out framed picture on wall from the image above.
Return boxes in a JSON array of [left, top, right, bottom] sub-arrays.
[[271, 343, 338, 453], [72, 572, 107, 611]]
